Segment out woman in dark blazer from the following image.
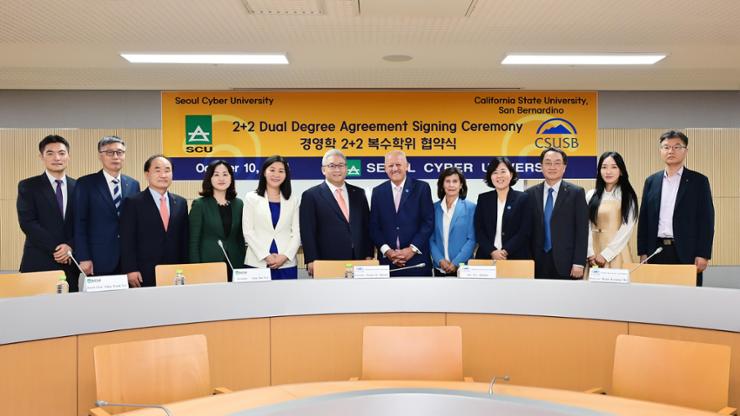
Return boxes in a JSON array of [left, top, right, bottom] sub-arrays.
[[474, 156, 531, 260], [189, 160, 246, 278]]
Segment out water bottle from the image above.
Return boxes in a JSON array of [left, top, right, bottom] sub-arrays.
[[56, 274, 69, 294], [456, 262, 466, 277], [174, 269, 186, 285], [344, 263, 353, 279]]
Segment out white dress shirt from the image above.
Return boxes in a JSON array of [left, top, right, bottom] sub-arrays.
[[45, 171, 68, 218], [102, 170, 122, 200], [494, 198, 506, 249], [440, 197, 458, 262], [657, 167, 683, 238]]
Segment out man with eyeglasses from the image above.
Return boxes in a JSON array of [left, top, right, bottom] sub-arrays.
[[526, 147, 589, 279], [637, 130, 714, 286], [73, 136, 140, 276], [300, 149, 373, 276]]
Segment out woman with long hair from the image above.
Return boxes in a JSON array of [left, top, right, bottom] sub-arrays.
[[587, 151, 638, 268], [243, 156, 301, 279], [189, 160, 246, 278]]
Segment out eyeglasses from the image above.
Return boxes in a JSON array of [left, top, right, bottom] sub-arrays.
[[660, 145, 687, 151], [100, 150, 126, 157], [323, 163, 346, 170]]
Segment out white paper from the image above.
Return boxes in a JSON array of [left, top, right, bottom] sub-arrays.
[[457, 265, 497, 279], [232, 268, 271, 283], [82, 274, 129, 292], [353, 265, 390, 279], [589, 268, 630, 284]]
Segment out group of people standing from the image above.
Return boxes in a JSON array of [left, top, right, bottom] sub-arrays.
[[17, 130, 714, 291]]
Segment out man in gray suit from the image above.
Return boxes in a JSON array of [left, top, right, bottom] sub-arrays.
[[526, 147, 588, 279]]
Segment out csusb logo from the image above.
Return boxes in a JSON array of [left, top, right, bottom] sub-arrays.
[[185, 115, 213, 153], [534, 118, 579, 149]]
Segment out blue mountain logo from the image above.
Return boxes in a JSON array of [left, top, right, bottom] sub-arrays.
[[536, 118, 578, 135], [541, 124, 572, 134]]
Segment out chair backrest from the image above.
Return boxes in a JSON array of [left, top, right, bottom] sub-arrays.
[[612, 334, 731, 411], [313, 259, 379, 278], [155, 262, 227, 286], [93, 334, 212, 414], [622, 263, 696, 286], [0, 271, 61, 298], [361, 326, 464, 381], [466, 259, 534, 278]]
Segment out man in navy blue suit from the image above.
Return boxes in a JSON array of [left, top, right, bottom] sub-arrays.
[[120, 155, 188, 287], [17, 135, 79, 290], [74, 136, 140, 276], [300, 149, 374, 276], [369, 150, 434, 276], [637, 130, 714, 286]]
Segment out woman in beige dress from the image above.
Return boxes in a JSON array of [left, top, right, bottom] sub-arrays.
[[586, 152, 638, 268]]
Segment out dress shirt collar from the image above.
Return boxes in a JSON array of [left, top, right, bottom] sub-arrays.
[[663, 166, 684, 179], [544, 180, 562, 194], [102, 169, 121, 184], [440, 196, 458, 215], [148, 187, 169, 200], [325, 180, 347, 195], [391, 179, 406, 192], [45, 170, 65, 187]]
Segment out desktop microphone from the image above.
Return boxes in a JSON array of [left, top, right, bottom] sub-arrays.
[[96, 400, 172, 416], [388, 263, 426, 273], [630, 247, 664, 273], [67, 250, 88, 291], [217, 240, 236, 271], [488, 375, 510, 397]]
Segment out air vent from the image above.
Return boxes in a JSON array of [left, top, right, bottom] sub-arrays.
[[241, 0, 326, 15]]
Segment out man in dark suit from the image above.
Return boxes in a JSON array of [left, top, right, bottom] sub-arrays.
[[300, 149, 373, 276], [526, 147, 588, 279], [74, 136, 140, 276], [120, 155, 188, 287], [637, 130, 714, 286], [369, 150, 434, 276], [17, 135, 79, 291]]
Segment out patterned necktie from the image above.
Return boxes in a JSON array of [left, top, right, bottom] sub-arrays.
[[112, 178, 121, 215], [159, 195, 169, 231], [54, 179, 64, 218], [334, 188, 349, 222], [543, 188, 554, 253]]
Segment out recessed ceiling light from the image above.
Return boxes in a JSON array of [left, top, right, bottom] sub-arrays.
[[501, 54, 666, 65], [382, 54, 413, 62], [120, 53, 289, 64]]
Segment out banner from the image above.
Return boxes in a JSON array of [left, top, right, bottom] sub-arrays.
[[161, 91, 597, 180]]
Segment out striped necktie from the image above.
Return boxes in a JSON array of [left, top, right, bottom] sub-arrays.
[[112, 178, 121, 215]]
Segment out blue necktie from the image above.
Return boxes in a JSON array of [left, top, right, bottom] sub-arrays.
[[112, 178, 121, 215], [54, 179, 64, 218], [543, 188, 554, 253]]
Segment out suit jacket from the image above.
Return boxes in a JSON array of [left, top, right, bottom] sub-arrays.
[[73, 170, 140, 275], [242, 191, 301, 268], [369, 178, 434, 276], [120, 189, 189, 287], [299, 182, 373, 264], [474, 189, 531, 260], [430, 198, 477, 268], [526, 181, 588, 276], [17, 173, 79, 291], [637, 168, 714, 262], [189, 196, 246, 270]]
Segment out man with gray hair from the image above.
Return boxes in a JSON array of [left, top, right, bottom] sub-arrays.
[[300, 149, 373, 276], [369, 150, 433, 276], [74, 135, 140, 276]]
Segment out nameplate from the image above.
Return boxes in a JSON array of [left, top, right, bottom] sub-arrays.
[[82, 274, 129, 292], [589, 268, 630, 284], [232, 268, 271, 283], [457, 266, 497, 279], [353, 265, 390, 279]]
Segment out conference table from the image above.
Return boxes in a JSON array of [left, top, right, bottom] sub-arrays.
[[1, 278, 738, 416], [113, 379, 720, 416]]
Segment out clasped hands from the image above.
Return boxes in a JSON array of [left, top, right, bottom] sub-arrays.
[[385, 247, 415, 267], [264, 253, 289, 269]]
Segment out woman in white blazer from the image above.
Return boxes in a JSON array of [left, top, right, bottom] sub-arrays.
[[243, 156, 301, 279]]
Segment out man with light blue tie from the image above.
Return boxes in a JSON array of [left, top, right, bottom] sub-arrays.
[[74, 136, 140, 276], [526, 147, 588, 279]]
